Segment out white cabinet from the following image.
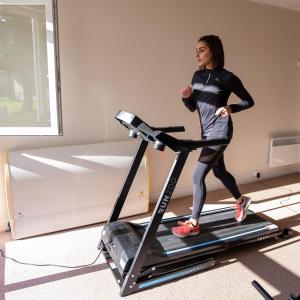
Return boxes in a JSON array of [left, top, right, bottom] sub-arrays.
[[7, 140, 149, 239]]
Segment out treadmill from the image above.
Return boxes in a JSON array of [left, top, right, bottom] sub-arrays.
[[98, 110, 289, 297]]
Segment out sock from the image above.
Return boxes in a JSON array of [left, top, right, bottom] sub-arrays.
[[237, 196, 245, 204], [188, 220, 198, 227]]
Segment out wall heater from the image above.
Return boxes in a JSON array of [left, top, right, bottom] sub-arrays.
[[269, 136, 300, 167]]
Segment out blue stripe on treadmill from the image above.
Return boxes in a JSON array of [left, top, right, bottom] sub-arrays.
[[138, 265, 205, 289], [164, 226, 273, 255]]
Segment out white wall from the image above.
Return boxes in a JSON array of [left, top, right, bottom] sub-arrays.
[[1, 0, 300, 231], [296, 13, 299, 142], [297, 16, 300, 131]]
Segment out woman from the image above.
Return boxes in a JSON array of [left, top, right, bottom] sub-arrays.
[[172, 35, 254, 238]]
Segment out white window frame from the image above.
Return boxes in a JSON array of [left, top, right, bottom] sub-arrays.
[[0, 0, 62, 135]]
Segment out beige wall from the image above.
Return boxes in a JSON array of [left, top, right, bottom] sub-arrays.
[[1, 0, 300, 231], [297, 17, 300, 132]]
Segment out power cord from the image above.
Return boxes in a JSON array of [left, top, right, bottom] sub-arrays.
[[257, 180, 299, 215], [0, 230, 109, 269], [0, 246, 106, 269]]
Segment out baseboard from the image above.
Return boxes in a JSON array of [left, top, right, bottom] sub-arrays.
[[232, 165, 300, 186], [149, 166, 300, 203]]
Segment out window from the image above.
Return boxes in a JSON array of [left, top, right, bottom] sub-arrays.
[[0, 0, 62, 135]]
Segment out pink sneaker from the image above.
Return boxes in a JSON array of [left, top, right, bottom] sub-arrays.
[[235, 196, 252, 222], [171, 221, 200, 238]]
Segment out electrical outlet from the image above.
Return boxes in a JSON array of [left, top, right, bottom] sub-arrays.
[[253, 171, 261, 179]]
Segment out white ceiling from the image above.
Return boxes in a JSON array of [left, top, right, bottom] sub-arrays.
[[247, 0, 300, 12]]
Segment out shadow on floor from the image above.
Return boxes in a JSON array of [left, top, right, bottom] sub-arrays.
[[1, 173, 300, 299]]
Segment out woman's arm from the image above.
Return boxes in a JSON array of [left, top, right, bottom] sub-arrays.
[[182, 98, 197, 112], [228, 74, 254, 113], [181, 73, 197, 112], [182, 90, 196, 112]]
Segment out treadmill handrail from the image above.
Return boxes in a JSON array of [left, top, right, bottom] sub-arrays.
[[186, 138, 230, 148], [116, 110, 229, 152], [153, 126, 185, 133]]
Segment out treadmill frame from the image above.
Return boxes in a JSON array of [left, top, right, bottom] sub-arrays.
[[99, 111, 285, 297]]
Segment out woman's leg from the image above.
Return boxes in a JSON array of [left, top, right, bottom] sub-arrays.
[[190, 161, 210, 221], [212, 154, 252, 222], [191, 144, 227, 222], [212, 154, 241, 200], [172, 144, 227, 237]]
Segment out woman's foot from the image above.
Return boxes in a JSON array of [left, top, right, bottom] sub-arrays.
[[171, 220, 200, 238], [235, 196, 252, 222], [177, 219, 190, 226]]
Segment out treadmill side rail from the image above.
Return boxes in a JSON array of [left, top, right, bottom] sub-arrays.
[[137, 258, 215, 291], [108, 139, 148, 223], [120, 151, 189, 296]]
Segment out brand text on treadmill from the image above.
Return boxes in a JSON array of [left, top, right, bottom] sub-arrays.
[[158, 178, 177, 214]]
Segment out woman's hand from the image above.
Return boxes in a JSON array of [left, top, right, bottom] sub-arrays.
[[180, 86, 193, 99], [215, 106, 232, 117]]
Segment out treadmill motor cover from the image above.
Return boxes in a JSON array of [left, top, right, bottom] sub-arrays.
[[102, 222, 143, 274]]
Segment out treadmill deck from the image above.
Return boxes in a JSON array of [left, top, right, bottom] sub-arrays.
[[102, 207, 281, 276], [135, 208, 279, 257]]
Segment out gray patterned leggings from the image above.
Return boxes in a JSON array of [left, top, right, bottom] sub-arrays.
[[191, 143, 241, 221]]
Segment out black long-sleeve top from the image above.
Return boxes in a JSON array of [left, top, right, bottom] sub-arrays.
[[183, 67, 254, 137]]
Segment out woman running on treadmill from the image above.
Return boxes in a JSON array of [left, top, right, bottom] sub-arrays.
[[172, 35, 254, 238]]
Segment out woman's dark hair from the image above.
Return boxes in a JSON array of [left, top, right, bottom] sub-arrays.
[[198, 35, 224, 69]]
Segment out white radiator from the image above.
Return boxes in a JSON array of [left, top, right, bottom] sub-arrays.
[[269, 136, 300, 167], [7, 140, 149, 239]]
